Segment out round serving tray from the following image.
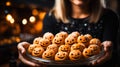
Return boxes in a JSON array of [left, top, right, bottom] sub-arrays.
[[26, 48, 104, 65]]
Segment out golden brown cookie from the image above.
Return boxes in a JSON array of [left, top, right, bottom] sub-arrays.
[[71, 31, 80, 37], [55, 51, 68, 61], [58, 45, 71, 53], [32, 47, 44, 57], [43, 32, 54, 43], [52, 37, 65, 47], [88, 44, 100, 55], [77, 35, 89, 47], [28, 44, 37, 54], [89, 38, 101, 46], [57, 31, 68, 38], [84, 34, 92, 41], [69, 50, 82, 61], [65, 36, 77, 45], [33, 37, 42, 45], [82, 48, 94, 58], [42, 50, 56, 60], [71, 43, 86, 52], [39, 38, 51, 49], [46, 44, 58, 53]]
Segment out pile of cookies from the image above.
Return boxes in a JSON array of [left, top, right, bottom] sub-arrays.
[[27, 31, 102, 61]]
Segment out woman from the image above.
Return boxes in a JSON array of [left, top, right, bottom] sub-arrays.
[[17, 0, 119, 67]]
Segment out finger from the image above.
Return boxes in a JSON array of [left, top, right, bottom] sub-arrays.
[[22, 42, 30, 48], [17, 43, 26, 54], [106, 42, 112, 52], [17, 42, 30, 54], [102, 41, 112, 51], [19, 52, 40, 67], [96, 51, 110, 64]]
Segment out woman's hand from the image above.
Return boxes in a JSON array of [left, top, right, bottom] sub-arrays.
[[17, 42, 30, 54], [91, 41, 113, 66], [17, 42, 40, 67]]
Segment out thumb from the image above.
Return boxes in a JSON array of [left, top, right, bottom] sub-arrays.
[[102, 41, 112, 52], [104, 45, 107, 52], [101, 43, 107, 52], [17, 43, 26, 54]]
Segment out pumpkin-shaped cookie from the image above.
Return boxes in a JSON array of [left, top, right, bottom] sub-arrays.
[[32, 47, 44, 57], [46, 44, 58, 53], [77, 35, 89, 47], [28, 44, 38, 54], [58, 45, 71, 53], [71, 43, 86, 52], [55, 51, 68, 61], [84, 34, 92, 41], [33, 37, 42, 44], [39, 38, 51, 49], [65, 36, 77, 45], [89, 38, 101, 46], [42, 50, 56, 60], [52, 37, 65, 47], [71, 31, 80, 37], [88, 44, 100, 55], [43, 32, 54, 43], [69, 50, 82, 61], [82, 48, 94, 58], [55, 32, 68, 41], [68, 33, 78, 40]]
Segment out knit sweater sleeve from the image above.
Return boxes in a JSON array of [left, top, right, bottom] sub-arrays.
[[102, 9, 119, 43]]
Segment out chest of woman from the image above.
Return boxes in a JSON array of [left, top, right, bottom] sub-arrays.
[[55, 19, 104, 40]]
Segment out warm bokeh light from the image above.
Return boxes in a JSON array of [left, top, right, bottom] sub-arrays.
[[34, 21, 43, 32], [32, 9, 39, 16], [6, 1, 11, 6], [15, 37, 21, 42], [22, 18, 27, 25], [6, 14, 13, 21], [29, 16, 36, 23], [10, 18, 15, 24], [39, 12, 46, 20]]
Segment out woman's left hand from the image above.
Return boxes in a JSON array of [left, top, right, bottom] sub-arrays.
[[91, 41, 113, 66]]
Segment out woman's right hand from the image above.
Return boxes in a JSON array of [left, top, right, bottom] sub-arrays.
[[17, 42, 40, 67]]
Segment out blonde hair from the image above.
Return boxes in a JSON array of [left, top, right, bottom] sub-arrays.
[[50, 0, 106, 23]]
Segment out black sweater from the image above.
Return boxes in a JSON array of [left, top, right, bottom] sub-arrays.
[[42, 9, 119, 43]]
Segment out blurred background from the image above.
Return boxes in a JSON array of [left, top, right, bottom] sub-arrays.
[[0, 0, 120, 67], [0, 0, 54, 67]]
